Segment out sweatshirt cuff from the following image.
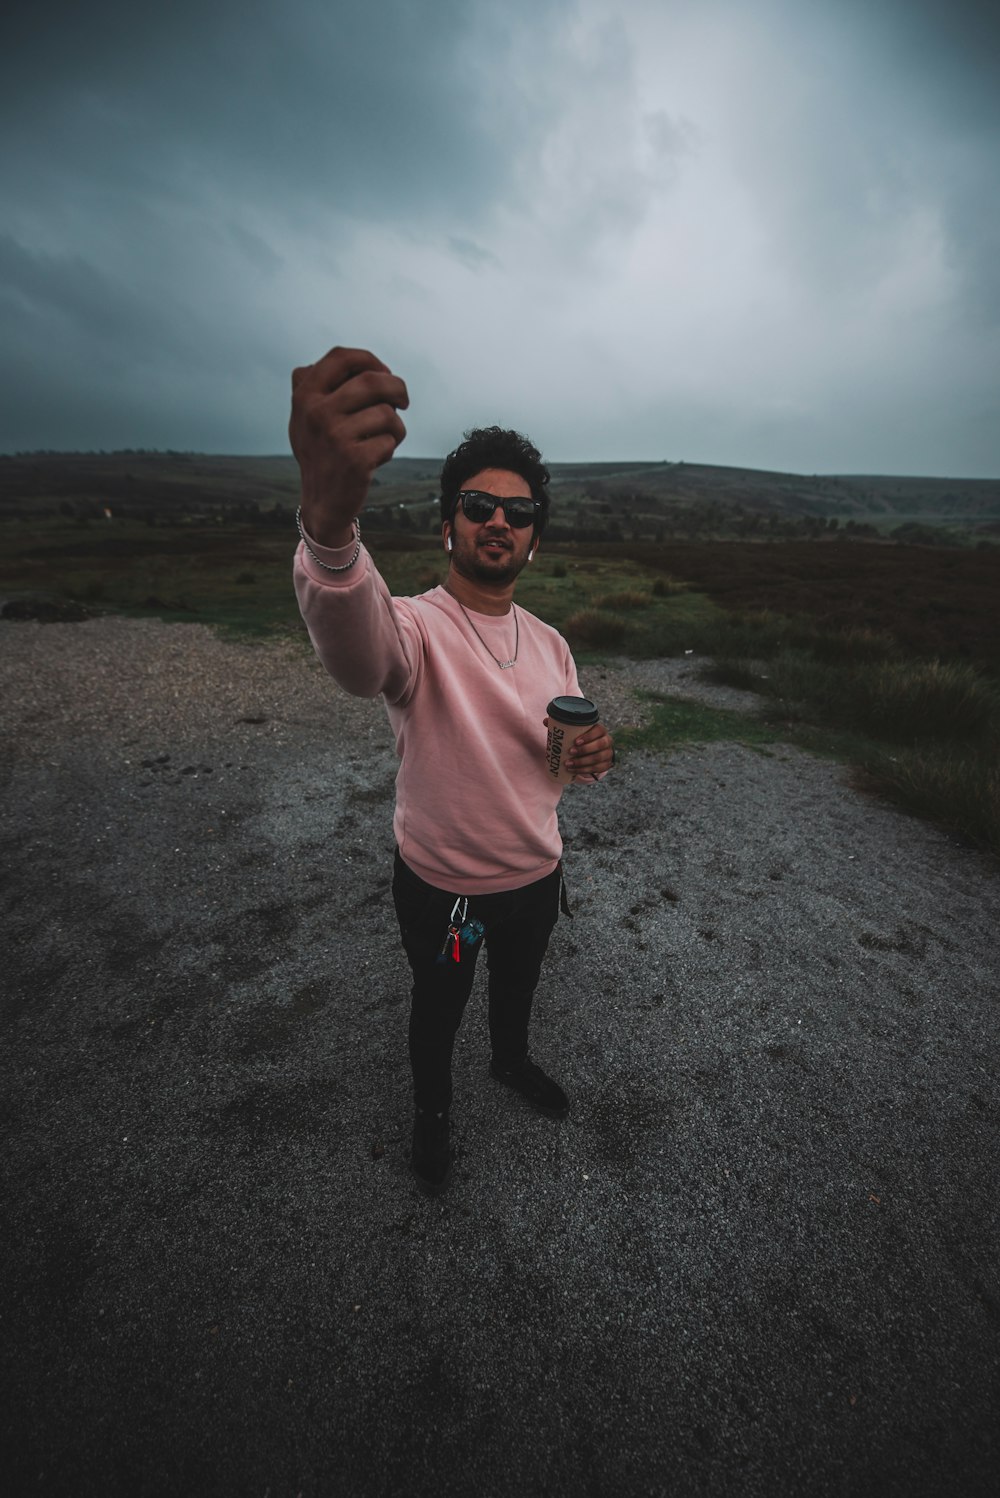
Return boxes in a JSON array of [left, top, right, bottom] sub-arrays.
[[297, 518, 366, 585]]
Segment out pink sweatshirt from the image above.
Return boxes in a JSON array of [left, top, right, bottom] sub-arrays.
[[293, 531, 586, 894]]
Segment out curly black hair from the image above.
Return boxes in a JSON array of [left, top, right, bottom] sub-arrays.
[[439, 426, 551, 537]]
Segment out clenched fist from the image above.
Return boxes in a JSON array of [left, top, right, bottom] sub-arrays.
[[289, 347, 409, 547]]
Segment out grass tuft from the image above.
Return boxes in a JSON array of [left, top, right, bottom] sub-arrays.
[[564, 609, 628, 647], [698, 657, 763, 692], [682, 610, 790, 661], [595, 589, 651, 611], [861, 742, 1000, 853], [848, 659, 999, 742], [750, 652, 999, 744], [808, 626, 897, 665]]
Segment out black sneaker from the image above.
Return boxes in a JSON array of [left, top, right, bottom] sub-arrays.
[[489, 1058, 570, 1120], [411, 1107, 453, 1195]]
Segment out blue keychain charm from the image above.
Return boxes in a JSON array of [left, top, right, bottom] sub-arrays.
[[459, 918, 486, 948]]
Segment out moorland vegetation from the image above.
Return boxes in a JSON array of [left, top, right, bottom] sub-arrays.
[[2, 451, 998, 856]]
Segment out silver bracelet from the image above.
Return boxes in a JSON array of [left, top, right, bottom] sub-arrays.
[[295, 506, 362, 572]]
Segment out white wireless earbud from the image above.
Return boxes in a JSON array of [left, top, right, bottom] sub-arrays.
[[446, 537, 453, 552], [528, 549, 535, 561]]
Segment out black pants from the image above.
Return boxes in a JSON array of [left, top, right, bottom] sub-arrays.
[[391, 849, 561, 1112]]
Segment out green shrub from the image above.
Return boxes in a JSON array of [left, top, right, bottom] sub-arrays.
[[757, 649, 841, 723], [809, 626, 896, 666], [629, 615, 709, 658], [699, 657, 762, 691], [689, 610, 789, 661], [750, 652, 998, 745], [595, 589, 650, 611], [863, 741, 1000, 854], [564, 609, 628, 647], [848, 659, 999, 741]]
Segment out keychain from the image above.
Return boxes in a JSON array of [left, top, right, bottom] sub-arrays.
[[435, 896, 468, 964], [434, 898, 485, 964]]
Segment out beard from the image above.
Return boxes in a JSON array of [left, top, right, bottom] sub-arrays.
[[452, 535, 530, 587]]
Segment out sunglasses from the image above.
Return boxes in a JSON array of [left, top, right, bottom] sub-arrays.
[[454, 490, 540, 529]]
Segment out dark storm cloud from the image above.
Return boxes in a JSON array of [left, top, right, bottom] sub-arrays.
[[851, 0, 1000, 124], [838, 0, 1000, 324], [0, 0, 574, 450], [0, 0, 998, 471], [0, 0, 566, 224], [0, 233, 194, 362], [0, 226, 280, 450]]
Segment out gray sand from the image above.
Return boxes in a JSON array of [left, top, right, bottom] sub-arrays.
[[1, 617, 998, 1497]]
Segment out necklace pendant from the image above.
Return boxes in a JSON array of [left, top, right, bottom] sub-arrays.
[[455, 598, 519, 671]]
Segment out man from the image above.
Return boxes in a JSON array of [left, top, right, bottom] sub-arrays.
[[290, 346, 614, 1194]]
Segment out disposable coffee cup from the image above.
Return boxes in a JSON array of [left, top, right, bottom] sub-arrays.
[[545, 695, 599, 783]]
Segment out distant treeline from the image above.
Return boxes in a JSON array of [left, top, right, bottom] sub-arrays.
[[7, 493, 996, 549], [4, 450, 998, 548], [17, 500, 994, 554]]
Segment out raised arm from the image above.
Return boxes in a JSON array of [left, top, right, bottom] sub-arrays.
[[289, 346, 409, 545], [290, 346, 419, 701]]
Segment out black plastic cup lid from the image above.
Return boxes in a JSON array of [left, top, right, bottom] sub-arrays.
[[547, 695, 599, 726]]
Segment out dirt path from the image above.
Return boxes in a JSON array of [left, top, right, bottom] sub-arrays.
[[2, 617, 998, 1498]]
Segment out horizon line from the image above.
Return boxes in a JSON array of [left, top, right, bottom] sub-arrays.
[[2, 448, 998, 485]]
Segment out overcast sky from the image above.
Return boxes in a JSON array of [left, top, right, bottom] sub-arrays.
[[2, 0, 998, 474]]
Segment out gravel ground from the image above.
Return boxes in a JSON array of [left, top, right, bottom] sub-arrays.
[[1, 616, 998, 1498]]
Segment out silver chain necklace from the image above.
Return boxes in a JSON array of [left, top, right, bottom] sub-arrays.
[[456, 600, 519, 670]]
